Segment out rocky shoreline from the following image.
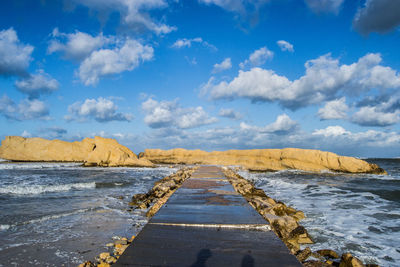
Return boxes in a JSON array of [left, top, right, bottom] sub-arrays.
[[79, 167, 380, 267], [0, 136, 386, 174]]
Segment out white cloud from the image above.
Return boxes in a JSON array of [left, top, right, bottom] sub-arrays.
[[312, 125, 350, 137], [198, 0, 270, 19], [0, 95, 50, 121], [219, 108, 242, 120], [78, 39, 153, 86], [48, 28, 111, 61], [69, 0, 176, 35], [239, 46, 273, 68], [208, 53, 400, 110], [353, 0, 400, 35], [0, 28, 33, 77], [318, 97, 349, 120], [212, 58, 232, 73], [142, 98, 217, 129], [240, 114, 298, 135], [304, 0, 344, 14], [352, 106, 399, 127], [15, 70, 59, 99], [171, 37, 216, 50], [277, 40, 294, 52], [66, 97, 133, 122], [21, 130, 32, 138]]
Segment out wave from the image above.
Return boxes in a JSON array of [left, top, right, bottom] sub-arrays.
[[0, 162, 82, 170], [0, 208, 95, 231], [0, 182, 96, 195]]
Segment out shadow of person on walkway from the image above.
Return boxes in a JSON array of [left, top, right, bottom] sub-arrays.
[[190, 248, 212, 267], [241, 254, 255, 267]]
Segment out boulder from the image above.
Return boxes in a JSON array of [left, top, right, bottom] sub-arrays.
[[142, 148, 385, 174], [0, 136, 154, 167]]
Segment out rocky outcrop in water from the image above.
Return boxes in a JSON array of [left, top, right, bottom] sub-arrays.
[[142, 148, 386, 174], [0, 136, 153, 167]]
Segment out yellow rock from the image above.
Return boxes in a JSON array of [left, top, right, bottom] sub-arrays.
[[129, 235, 135, 242], [97, 262, 110, 267], [0, 136, 154, 167], [142, 148, 386, 174], [99, 252, 110, 261]]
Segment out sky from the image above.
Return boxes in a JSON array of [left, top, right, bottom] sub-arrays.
[[0, 0, 400, 157]]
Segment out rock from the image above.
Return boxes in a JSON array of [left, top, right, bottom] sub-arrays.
[[105, 255, 117, 264], [99, 252, 110, 261], [129, 235, 135, 242], [0, 136, 154, 167], [339, 253, 365, 267], [114, 239, 128, 245], [303, 260, 332, 267], [316, 249, 339, 259], [114, 244, 129, 255], [78, 261, 95, 267], [296, 247, 312, 262], [142, 148, 386, 174], [97, 262, 110, 267]]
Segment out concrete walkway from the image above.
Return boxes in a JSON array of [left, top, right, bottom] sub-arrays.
[[115, 166, 301, 266]]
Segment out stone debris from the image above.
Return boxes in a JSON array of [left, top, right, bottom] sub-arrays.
[[129, 167, 197, 217], [78, 235, 135, 267]]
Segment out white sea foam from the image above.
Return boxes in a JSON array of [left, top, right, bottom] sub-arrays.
[[240, 170, 400, 266], [0, 224, 10, 231], [0, 182, 96, 195], [0, 162, 82, 170], [2, 208, 95, 231]]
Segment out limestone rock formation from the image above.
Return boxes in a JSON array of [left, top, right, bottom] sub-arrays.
[[142, 148, 385, 174], [0, 136, 153, 167]]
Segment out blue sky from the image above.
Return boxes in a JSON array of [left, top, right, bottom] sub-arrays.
[[1, 0, 400, 157]]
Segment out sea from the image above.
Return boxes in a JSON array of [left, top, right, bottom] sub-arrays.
[[0, 162, 177, 266], [0, 159, 399, 266]]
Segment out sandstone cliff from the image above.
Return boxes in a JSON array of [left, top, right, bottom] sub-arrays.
[[142, 148, 385, 174], [0, 136, 154, 167]]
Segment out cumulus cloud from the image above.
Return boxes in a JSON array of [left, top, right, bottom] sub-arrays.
[[207, 53, 400, 110], [171, 37, 216, 50], [78, 39, 153, 86], [212, 58, 232, 73], [353, 0, 400, 35], [304, 0, 344, 14], [65, 97, 133, 122], [312, 125, 350, 137], [0, 95, 50, 120], [218, 108, 242, 120], [48, 28, 111, 61], [15, 70, 59, 99], [318, 97, 349, 120], [277, 40, 294, 52], [142, 98, 217, 129], [239, 47, 273, 68], [68, 0, 176, 35], [240, 114, 298, 135], [0, 28, 33, 77], [352, 106, 399, 127], [312, 125, 400, 151]]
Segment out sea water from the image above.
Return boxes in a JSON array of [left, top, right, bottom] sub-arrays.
[[0, 162, 177, 266], [239, 158, 400, 266], [0, 160, 399, 266]]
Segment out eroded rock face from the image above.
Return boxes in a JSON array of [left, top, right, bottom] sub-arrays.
[[143, 148, 386, 174], [0, 136, 153, 167]]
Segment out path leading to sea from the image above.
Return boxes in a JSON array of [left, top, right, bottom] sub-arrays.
[[114, 166, 301, 266]]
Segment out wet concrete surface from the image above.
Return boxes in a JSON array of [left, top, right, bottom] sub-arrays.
[[115, 166, 301, 266]]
